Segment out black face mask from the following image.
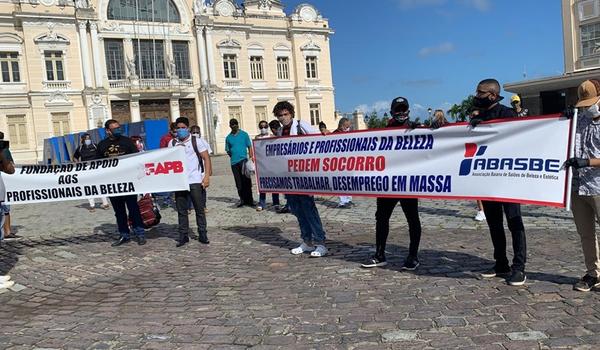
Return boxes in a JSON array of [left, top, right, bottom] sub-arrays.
[[473, 95, 495, 109]]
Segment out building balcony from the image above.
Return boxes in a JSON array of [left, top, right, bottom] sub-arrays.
[[42, 80, 71, 90], [223, 79, 241, 88], [179, 79, 194, 88], [140, 78, 171, 88], [107, 78, 195, 90], [305, 79, 320, 86], [109, 79, 130, 89]]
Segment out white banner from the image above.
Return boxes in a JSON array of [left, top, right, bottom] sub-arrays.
[[3, 147, 189, 204], [254, 116, 572, 207]]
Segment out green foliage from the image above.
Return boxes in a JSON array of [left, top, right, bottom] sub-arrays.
[[447, 95, 474, 122], [367, 110, 388, 129]]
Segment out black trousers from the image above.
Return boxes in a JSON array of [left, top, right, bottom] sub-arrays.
[[231, 161, 254, 205], [375, 197, 422, 258], [175, 183, 207, 241], [109, 195, 144, 238], [482, 201, 526, 272]]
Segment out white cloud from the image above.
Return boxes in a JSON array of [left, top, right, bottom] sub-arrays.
[[418, 42, 455, 57], [354, 100, 389, 114]]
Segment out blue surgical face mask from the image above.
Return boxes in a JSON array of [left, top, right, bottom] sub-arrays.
[[111, 127, 123, 137], [176, 128, 190, 140]]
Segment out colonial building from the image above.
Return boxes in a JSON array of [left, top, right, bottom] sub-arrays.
[[0, 0, 335, 163], [505, 0, 600, 115]]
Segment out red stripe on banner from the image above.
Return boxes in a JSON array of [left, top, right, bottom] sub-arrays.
[[259, 190, 566, 208], [464, 143, 477, 157]]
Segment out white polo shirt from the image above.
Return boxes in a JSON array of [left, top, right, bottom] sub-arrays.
[[169, 136, 208, 184]]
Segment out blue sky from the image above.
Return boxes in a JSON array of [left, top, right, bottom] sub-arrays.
[[281, 0, 564, 120]]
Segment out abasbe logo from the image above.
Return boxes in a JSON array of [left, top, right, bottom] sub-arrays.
[[145, 161, 184, 175], [458, 143, 560, 176]]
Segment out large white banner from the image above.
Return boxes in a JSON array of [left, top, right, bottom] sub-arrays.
[[254, 116, 572, 207], [3, 147, 189, 204]]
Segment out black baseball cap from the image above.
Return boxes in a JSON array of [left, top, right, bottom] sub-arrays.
[[391, 97, 409, 115]]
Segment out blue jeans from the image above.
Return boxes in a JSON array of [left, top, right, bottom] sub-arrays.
[[286, 194, 325, 243], [259, 192, 280, 208], [109, 195, 145, 239], [0, 207, 4, 240]]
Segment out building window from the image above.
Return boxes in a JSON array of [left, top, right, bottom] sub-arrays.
[[104, 39, 125, 80], [277, 57, 289, 80], [52, 113, 71, 136], [309, 103, 321, 125], [255, 106, 267, 125], [44, 51, 64, 81], [579, 0, 599, 21], [107, 0, 180, 23], [6, 115, 28, 148], [306, 56, 318, 79], [0, 52, 20, 83], [228, 106, 242, 127], [172, 41, 191, 79], [223, 54, 238, 79], [250, 56, 264, 80], [581, 22, 600, 57], [134, 40, 165, 79]]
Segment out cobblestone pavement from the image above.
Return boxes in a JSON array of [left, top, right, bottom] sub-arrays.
[[0, 156, 598, 349]]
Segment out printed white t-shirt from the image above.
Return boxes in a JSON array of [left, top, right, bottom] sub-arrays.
[[169, 136, 208, 185]]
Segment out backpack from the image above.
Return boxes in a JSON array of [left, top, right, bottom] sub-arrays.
[[135, 194, 161, 229], [172, 136, 205, 173]]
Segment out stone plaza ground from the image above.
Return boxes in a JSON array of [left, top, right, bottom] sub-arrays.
[[0, 155, 599, 349]]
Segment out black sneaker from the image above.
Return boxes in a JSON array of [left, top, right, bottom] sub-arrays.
[[361, 255, 387, 268], [480, 266, 511, 278], [507, 270, 526, 286], [574, 274, 600, 292], [401, 256, 420, 271], [277, 206, 290, 214]]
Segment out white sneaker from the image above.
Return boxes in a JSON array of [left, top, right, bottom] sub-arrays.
[[0, 280, 14, 289], [291, 243, 315, 255], [0, 275, 11, 282], [310, 245, 328, 257], [474, 210, 486, 221]]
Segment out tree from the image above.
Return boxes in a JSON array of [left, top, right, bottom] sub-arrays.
[[367, 110, 388, 129], [447, 95, 474, 122]]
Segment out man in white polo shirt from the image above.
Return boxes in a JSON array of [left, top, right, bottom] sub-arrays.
[[169, 116, 212, 247]]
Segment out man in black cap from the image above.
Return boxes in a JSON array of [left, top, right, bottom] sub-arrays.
[[361, 96, 422, 270], [470, 78, 527, 286]]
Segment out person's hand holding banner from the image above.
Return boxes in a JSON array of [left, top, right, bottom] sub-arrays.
[[469, 118, 483, 128], [564, 157, 590, 169], [407, 121, 419, 129]]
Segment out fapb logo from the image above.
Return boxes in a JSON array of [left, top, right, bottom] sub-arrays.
[[145, 161, 184, 175], [458, 143, 561, 176]]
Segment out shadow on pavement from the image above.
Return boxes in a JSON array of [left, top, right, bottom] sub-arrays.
[[228, 224, 575, 285], [0, 240, 21, 275], [419, 206, 474, 220]]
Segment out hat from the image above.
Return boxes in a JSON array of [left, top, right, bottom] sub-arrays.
[[510, 95, 521, 103], [576, 79, 600, 108], [390, 97, 409, 115]]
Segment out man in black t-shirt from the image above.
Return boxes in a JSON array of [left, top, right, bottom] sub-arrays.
[[361, 97, 422, 270], [470, 79, 526, 286], [97, 119, 146, 247]]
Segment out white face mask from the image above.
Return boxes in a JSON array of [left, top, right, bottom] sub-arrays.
[[191, 133, 200, 138], [588, 103, 600, 118], [84, 139, 92, 146], [260, 128, 269, 135]]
